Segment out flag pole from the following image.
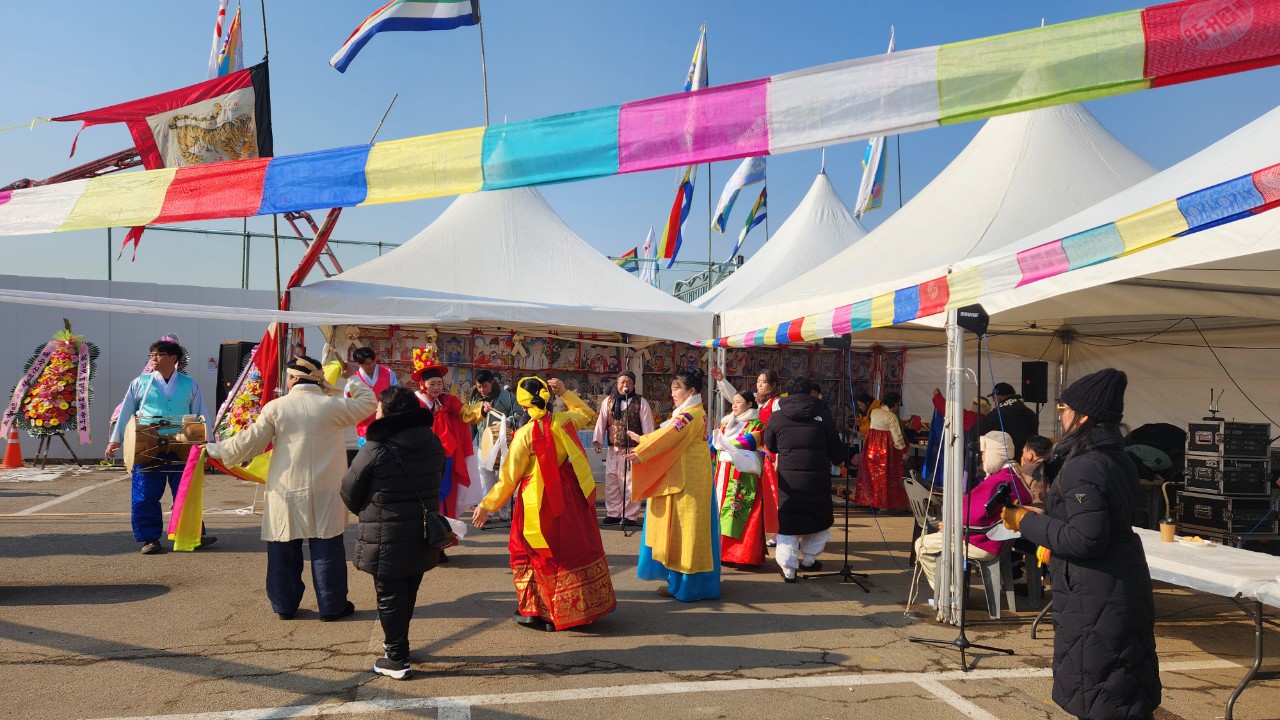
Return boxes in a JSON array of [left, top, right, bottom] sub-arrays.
[[258, 0, 268, 59], [704, 24, 713, 284], [476, 0, 490, 126]]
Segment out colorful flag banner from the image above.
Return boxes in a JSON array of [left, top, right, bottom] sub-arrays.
[[713, 156, 766, 232], [854, 29, 895, 217], [725, 187, 766, 262], [659, 168, 694, 268], [215, 6, 245, 78], [684, 24, 709, 92], [639, 225, 657, 285], [206, 0, 231, 80], [331, 0, 480, 73], [700, 160, 1280, 347], [615, 247, 639, 273], [9, 0, 1280, 237]]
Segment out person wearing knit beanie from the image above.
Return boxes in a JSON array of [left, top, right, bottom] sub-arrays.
[[1059, 368, 1127, 424]]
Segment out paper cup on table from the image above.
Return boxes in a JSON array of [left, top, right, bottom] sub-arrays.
[[1160, 520, 1177, 542]]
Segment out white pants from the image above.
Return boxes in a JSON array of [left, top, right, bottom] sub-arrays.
[[605, 447, 642, 520], [913, 531, 997, 591], [775, 528, 832, 571]]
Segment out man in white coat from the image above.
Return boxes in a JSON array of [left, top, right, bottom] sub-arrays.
[[208, 355, 376, 621]]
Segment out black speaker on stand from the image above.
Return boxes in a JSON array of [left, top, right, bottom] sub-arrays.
[[216, 341, 259, 411], [1021, 361, 1049, 405]]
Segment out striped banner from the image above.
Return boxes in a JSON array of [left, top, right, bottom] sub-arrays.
[[4, 0, 1280, 236], [700, 161, 1280, 347]]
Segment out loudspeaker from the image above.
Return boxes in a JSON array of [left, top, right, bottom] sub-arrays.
[[1022, 360, 1049, 404], [822, 333, 852, 350], [955, 304, 989, 335], [216, 341, 259, 411]]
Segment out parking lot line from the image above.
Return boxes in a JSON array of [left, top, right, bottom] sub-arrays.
[[7, 476, 124, 516]]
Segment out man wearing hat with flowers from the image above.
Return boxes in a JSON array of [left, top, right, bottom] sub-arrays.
[[207, 355, 376, 621], [411, 347, 482, 522], [978, 381, 1039, 458]]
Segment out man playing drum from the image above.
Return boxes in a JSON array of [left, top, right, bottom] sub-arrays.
[[105, 339, 214, 555]]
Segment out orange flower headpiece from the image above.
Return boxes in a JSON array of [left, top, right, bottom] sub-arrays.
[[411, 346, 447, 382]]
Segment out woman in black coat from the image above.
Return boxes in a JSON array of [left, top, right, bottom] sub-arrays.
[[1004, 369, 1160, 720], [341, 385, 445, 681], [763, 376, 844, 582]]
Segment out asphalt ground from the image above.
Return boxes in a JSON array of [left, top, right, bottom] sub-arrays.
[[1, 464, 1277, 720]]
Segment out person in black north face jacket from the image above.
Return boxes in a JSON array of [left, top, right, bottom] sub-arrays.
[[341, 385, 445, 679], [1004, 369, 1160, 720]]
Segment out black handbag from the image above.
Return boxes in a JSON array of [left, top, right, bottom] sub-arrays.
[[384, 443, 455, 549]]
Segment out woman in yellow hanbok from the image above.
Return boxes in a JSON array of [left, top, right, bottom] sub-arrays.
[[628, 368, 719, 602], [472, 377, 616, 631]]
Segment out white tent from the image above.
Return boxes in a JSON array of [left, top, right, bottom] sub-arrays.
[[291, 187, 715, 344], [719, 104, 1157, 336], [906, 103, 1280, 427], [696, 172, 866, 312]]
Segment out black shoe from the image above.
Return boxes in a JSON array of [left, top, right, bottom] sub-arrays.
[[602, 516, 622, 525], [779, 567, 797, 583], [437, 550, 450, 564], [140, 540, 164, 555], [513, 613, 554, 631], [799, 560, 823, 573], [320, 601, 355, 622], [196, 535, 217, 550], [373, 657, 412, 680], [277, 610, 296, 620], [621, 518, 641, 528]]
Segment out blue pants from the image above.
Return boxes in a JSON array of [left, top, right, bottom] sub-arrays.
[[266, 535, 349, 616], [130, 465, 186, 543]]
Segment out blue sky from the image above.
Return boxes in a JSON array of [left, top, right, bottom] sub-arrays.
[[3, 0, 1279, 292]]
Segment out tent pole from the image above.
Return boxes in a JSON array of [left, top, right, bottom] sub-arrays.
[[938, 308, 965, 624]]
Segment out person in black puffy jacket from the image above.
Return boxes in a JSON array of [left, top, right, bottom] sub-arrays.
[[763, 376, 844, 583], [341, 385, 445, 681], [1003, 369, 1160, 720]]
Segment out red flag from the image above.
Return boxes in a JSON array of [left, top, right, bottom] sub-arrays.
[[54, 62, 273, 170]]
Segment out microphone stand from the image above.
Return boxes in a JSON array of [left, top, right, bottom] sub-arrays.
[[908, 331, 1014, 671], [806, 349, 868, 591]]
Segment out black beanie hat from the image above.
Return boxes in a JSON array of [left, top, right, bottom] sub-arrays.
[[1060, 368, 1127, 424]]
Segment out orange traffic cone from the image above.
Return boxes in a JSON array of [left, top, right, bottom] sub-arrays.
[[1, 429, 24, 469]]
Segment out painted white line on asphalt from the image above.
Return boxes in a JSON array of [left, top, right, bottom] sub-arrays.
[[915, 678, 1000, 720], [84, 658, 1237, 720], [7, 476, 124, 516], [436, 701, 472, 720]]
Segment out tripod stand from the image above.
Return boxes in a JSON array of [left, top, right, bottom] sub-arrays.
[[805, 466, 869, 591], [908, 310, 1014, 670]]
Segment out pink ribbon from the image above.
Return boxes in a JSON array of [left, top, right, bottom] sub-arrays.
[[75, 340, 92, 444], [0, 341, 57, 438]]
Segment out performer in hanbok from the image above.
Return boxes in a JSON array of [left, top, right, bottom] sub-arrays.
[[411, 347, 481, 521], [712, 366, 781, 544], [711, 390, 766, 567], [628, 369, 719, 602], [855, 392, 908, 511], [471, 377, 616, 631], [350, 346, 398, 449]]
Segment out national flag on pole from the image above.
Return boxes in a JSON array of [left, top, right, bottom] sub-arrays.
[[712, 156, 766, 233], [658, 167, 694, 269], [206, 0, 231, 80], [215, 7, 245, 78], [330, 0, 480, 73], [615, 247, 639, 273], [639, 225, 657, 286], [726, 187, 766, 262], [854, 29, 895, 218]]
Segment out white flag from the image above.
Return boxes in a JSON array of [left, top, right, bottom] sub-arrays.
[[205, 0, 231, 80], [639, 225, 657, 286], [854, 29, 895, 218], [712, 157, 766, 232]]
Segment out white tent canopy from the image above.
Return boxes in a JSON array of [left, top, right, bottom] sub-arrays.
[[291, 187, 714, 344], [719, 104, 1157, 337], [696, 172, 866, 312]]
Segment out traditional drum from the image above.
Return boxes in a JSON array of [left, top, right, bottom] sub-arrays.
[[123, 415, 207, 469], [477, 411, 513, 472]]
